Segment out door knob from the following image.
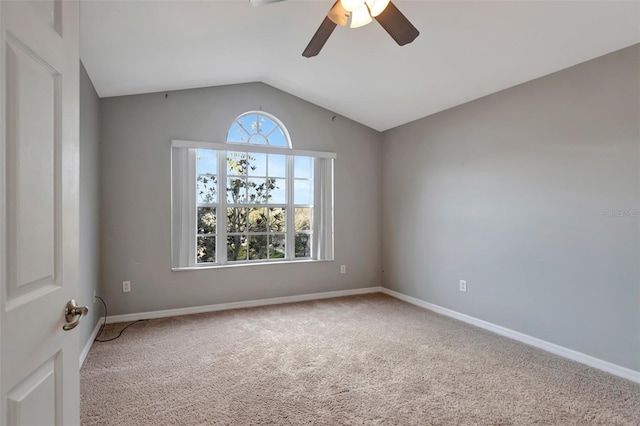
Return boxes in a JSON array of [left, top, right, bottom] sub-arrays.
[[62, 299, 89, 331]]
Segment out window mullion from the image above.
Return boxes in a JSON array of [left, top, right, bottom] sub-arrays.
[[188, 149, 197, 267], [218, 150, 228, 264], [312, 158, 321, 260], [286, 155, 295, 260]]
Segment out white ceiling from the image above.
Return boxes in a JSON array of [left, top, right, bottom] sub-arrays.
[[80, 0, 640, 131]]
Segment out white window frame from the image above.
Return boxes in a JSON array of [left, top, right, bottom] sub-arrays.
[[171, 140, 335, 270]]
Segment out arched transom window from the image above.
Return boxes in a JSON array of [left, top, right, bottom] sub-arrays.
[[227, 111, 291, 148]]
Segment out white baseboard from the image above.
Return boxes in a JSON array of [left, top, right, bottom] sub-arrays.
[[380, 287, 640, 384], [106, 286, 384, 324], [79, 318, 103, 368]]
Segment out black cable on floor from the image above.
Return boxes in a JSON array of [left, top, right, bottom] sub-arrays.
[[94, 296, 145, 342]]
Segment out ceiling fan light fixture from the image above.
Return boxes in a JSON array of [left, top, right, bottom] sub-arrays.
[[301, 0, 419, 57], [349, 5, 373, 28], [365, 0, 390, 17], [340, 0, 366, 12]]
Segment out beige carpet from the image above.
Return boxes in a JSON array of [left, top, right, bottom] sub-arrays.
[[81, 294, 640, 425]]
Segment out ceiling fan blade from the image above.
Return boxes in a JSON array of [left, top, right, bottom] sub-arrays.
[[249, 0, 285, 6], [302, 17, 337, 58], [374, 1, 419, 46]]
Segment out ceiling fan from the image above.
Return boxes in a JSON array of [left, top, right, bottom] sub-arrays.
[[249, 0, 420, 58]]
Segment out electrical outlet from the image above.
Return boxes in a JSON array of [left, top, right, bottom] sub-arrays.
[[340, 265, 346, 274], [123, 280, 131, 293], [459, 280, 467, 292]]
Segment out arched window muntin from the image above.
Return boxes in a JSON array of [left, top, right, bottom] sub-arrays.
[[227, 111, 292, 148]]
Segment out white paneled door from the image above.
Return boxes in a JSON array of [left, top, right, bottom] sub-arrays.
[[1, 1, 81, 425]]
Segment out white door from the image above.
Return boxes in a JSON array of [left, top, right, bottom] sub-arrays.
[[0, 1, 81, 425]]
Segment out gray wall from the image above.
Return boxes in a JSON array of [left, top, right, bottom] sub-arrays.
[[79, 62, 102, 348], [381, 45, 640, 371], [100, 83, 382, 315]]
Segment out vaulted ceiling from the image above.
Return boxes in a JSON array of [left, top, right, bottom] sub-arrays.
[[80, 1, 640, 131]]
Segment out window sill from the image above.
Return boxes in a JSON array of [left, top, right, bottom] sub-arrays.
[[172, 259, 333, 272]]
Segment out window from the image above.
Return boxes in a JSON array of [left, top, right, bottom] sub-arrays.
[[172, 111, 334, 269]]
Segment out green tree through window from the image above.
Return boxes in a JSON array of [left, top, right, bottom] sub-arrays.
[[224, 151, 286, 262]]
